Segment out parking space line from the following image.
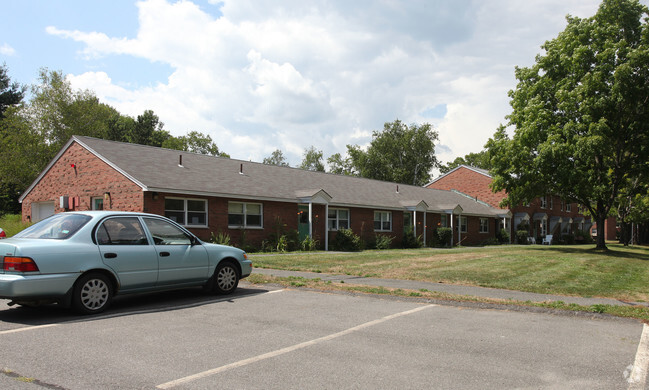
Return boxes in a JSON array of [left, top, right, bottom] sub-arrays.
[[628, 323, 649, 389], [0, 324, 58, 335], [156, 304, 436, 389]]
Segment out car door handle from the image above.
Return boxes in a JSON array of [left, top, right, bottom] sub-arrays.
[[159, 252, 170, 257], [104, 253, 117, 259]]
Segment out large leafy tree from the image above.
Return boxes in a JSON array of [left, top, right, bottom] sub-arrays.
[[348, 119, 439, 186], [299, 146, 325, 172], [263, 149, 290, 166], [439, 150, 490, 175], [486, 0, 649, 250], [162, 130, 229, 157]]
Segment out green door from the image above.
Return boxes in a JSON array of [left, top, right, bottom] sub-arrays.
[[298, 205, 310, 241]]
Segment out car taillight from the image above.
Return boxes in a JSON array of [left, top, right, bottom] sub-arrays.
[[0, 230, 5, 238], [3, 257, 39, 272]]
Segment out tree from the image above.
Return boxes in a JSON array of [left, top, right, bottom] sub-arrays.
[[162, 131, 228, 157], [439, 151, 490, 175], [486, 0, 649, 250], [347, 119, 439, 186], [299, 146, 325, 172], [0, 63, 25, 119], [327, 152, 354, 175], [263, 149, 290, 166]]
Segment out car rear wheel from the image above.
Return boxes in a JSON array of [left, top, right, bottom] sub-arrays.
[[213, 262, 239, 294], [72, 273, 113, 314]]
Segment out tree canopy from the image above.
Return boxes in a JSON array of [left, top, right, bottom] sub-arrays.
[[486, 0, 649, 249], [0, 63, 25, 119], [439, 150, 490, 175], [263, 149, 290, 167], [299, 146, 325, 172], [346, 119, 439, 186]]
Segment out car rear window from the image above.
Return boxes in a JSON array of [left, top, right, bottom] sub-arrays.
[[14, 214, 92, 239]]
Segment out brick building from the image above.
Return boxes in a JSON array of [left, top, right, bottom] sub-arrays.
[[20, 136, 511, 249], [426, 165, 593, 243]]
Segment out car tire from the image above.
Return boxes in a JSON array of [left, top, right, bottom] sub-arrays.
[[213, 262, 239, 295], [72, 273, 113, 315]]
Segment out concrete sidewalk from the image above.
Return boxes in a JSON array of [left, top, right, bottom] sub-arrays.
[[252, 267, 645, 308]]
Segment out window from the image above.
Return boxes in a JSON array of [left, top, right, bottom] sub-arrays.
[[455, 216, 468, 233], [143, 217, 191, 245], [540, 196, 547, 209], [229, 202, 263, 228], [479, 218, 489, 233], [374, 211, 392, 232], [566, 203, 572, 212], [403, 212, 412, 232], [91, 197, 104, 210], [165, 198, 207, 227], [328, 208, 349, 231], [96, 217, 148, 245], [440, 214, 449, 228], [541, 219, 548, 236]]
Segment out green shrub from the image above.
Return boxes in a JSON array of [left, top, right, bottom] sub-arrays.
[[516, 230, 530, 245], [574, 230, 593, 244], [481, 237, 501, 246], [333, 228, 362, 252], [401, 228, 421, 249], [436, 227, 453, 247], [496, 228, 510, 244], [210, 231, 231, 246], [375, 234, 394, 250], [301, 235, 319, 251], [0, 214, 30, 237]]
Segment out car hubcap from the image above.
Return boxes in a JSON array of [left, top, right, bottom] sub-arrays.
[[217, 266, 236, 291], [81, 279, 109, 310]]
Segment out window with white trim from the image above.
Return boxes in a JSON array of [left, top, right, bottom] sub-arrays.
[[328, 208, 349, 231], [566, 203, 572, 212], [541, 219, 548, 236], [374, 211, 392, 232], [540, 196, 547, 209], [479, 218, 489, 233], [228, 202, 263, 228], [455, 216, 468, 233], [165, 198, 207, 227], [440, 214, 449, 228]]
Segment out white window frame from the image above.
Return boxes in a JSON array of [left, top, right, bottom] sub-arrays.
[[541, 219, 548, 236], [374, 211, 392, 232], [228, 201, 263, 229], [91, 196, 104, 210], [566, 203, 572, 212], [540, 196, 547, 209], [164, 197, 208, 227], [328, 208, 350, 231], [479, 218, 489, 233]]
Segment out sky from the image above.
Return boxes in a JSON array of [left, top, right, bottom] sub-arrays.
[[2, 0, 643, 176]]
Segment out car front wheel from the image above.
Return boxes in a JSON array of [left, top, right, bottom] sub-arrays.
[[72, 273, 113, 314], [213, 262, 239, 294]]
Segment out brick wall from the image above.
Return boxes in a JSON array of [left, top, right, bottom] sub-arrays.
[[427, 167, 506, 208], [22, 142, 144, 222]]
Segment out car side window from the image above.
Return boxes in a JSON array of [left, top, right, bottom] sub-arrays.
[[97, 217, 149, 245], [143, 217, 192, 245]]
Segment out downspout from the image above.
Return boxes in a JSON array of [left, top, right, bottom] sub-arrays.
[[308, 201, 313, 239], [413, 211, 417, 238], [458, 214, 462, 246]]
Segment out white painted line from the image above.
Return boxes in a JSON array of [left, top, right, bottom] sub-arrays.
[[628, 323, 649, 390], [157, 304, 436, 389], [0, 324, 58, 335]]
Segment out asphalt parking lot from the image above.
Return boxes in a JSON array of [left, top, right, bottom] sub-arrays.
[[0, 281, 647, 389]]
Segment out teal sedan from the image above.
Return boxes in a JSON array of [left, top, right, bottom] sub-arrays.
[[0, 211, 252, 314]]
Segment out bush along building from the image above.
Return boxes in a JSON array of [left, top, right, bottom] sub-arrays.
[[426, 165, 593, 244], [20, 136, 511, 251]]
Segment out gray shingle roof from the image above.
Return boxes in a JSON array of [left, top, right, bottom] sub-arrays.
[[38, 136, 508, 217]]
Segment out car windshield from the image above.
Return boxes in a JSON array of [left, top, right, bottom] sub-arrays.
[[14, 213, 92, 239]]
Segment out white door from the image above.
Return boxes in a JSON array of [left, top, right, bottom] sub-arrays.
[[32, 201, 55, 222]]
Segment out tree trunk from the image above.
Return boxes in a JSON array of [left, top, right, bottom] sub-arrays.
[[595, 214, 608, 250]]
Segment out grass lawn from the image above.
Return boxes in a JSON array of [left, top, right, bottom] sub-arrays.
[[250, 244, 649, 302]]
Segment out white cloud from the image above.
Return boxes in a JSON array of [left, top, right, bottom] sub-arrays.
[[54, 0, 617, 169], [0, 43, 16, 56]]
